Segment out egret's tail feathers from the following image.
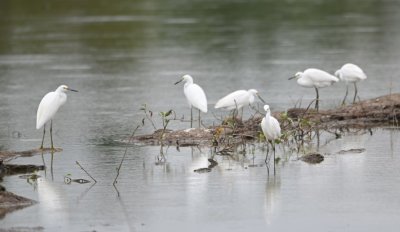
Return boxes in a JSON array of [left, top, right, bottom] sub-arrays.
[[36, 123, 43, 130], [36, 119, 45, 130], [199, 105, 208, 113]]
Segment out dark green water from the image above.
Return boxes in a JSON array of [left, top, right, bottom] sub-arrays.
[[1, 0, 400, 231]]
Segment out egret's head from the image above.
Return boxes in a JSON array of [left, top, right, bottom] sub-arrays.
[[334, 70, 343, 80], [248, 89, 266, 103], [174, 74, 193, 85], [57, 85, 78, 93], [289, 72, 302, 80], [248, 89, 258, 95], [263, 104, 270, 112]]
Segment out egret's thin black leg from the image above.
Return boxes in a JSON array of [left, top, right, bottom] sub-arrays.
[[190, 108, 193, 128], [353, 82, 358, 103], [40, 125, 46, 149], [315, 87, 319, 111], [50, 120, 54, 150], [265, 143, 270, 164], [273, 143, 276, 176], [198, 109, 201, 128], [342, 85, 349, 106]]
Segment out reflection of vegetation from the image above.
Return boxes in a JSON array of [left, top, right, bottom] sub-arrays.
[[0, 0, 386, 56]]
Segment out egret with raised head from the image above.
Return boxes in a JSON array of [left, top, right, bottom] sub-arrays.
[[260, 105, 281, 175], [36, 85, 78, 150], [289, 68, 338, 111], [175, 74, 208, 128], [335, 63, 367, 104]]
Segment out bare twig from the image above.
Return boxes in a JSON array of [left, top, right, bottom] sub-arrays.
[[76, 161, 97, 183], [113, 124, 141, 187], [141, 104, 157, 130]]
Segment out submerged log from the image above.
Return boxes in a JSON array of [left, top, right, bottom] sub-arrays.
[[132, 93, 400, 146]]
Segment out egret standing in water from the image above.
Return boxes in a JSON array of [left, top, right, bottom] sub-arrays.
[[175, 74, 208, 128], [215, 89, 266, 117], [335, 63, 367, 105], [36, 85, 78, 150], [289, 68, 338, 111], [260, 105, 281, 175]]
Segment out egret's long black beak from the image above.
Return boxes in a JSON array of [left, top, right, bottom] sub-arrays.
[[174, 79, 183, 85], [288, 76, 296, 80], [256, 93, 266, 103], [67, 88, 78, 92]]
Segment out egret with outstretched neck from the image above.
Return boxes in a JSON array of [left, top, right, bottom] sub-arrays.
[[36, 85, 78, 150], [335, 63, 367, 104], [289, 68, 338, 111], [175, 74, 208, 128], [260, 105, 281, 175]]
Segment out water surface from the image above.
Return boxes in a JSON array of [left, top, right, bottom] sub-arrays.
[[1, 0, 400, 231]]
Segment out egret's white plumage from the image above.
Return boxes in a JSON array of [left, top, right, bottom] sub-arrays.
[[335, 63, 367, 83], [335, 63, 367, 104], [215, 89, 260, 110], [293, 68, 339, 88], [37, 86, 68, 129], [261, 105, 281, 141], [182, 75, 207, 113], [36, 85, 77, 149], [290, 68, 339, 111], [260, 105, 281, 174], [175, 74, 207, 127]]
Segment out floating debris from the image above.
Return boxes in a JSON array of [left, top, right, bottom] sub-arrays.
[[1, 164, 44, 177], [300, 153, 324, 164], [194, 158, 219, 173], [208, 158, 218, 168], [193, 168, 211, 173], [18, 174, 41, 180], [64, 176, 91, 184], [337, 148, 366, 154]]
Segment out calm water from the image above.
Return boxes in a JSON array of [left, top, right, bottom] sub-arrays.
[[1, 0, 400, 231]]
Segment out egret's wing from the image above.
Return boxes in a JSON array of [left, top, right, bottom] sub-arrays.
[[261, 117, 268, 139], [215, 90, 248, 109], [270, 117, 281, 139], [307, 69, 338, 83], [184, 84, 208, 113], [262, 116, 281, 140], [36, 92, 61, 129], [342, 64, 367, 81]]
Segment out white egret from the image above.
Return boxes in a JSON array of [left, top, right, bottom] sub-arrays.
[[289, 68, 339, 111], [335, 63, 367, 104], [175, 74, 208, 128], [36, 85, 78, 149], [260, 105, 281, 174], [215, 89, 266, 118]]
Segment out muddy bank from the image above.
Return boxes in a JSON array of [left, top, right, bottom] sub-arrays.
[[0, 191, 37, 220], [0, 148, 62, 161], [133, 93, 400, 146], [286, 93, 400, 129], [0, 149, 51, 219]]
